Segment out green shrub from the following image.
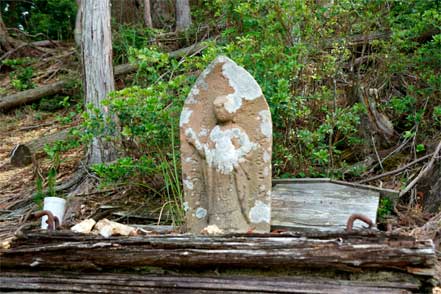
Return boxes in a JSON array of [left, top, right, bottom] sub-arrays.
[[3, 58, 35, 91], [1, 0, 77, 40]]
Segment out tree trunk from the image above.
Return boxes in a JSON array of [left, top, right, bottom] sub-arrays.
[[111, 0, 143, 25], [81, 0, 118, 165], [74, 0, 83, 48], [151, 0, 175, 29], [420, 161, 441, 213], [0, 11, 15, 53], [175, 0, 192, 32], [143, 0, 153, 28]]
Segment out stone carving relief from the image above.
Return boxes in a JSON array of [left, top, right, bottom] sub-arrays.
[[180, 56, 272, 234]]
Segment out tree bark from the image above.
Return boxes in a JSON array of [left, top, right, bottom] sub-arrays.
[[81, 0, 118, 165], [143, 0, 153, 28], [111, 0, 143, 25], [74, 0, 83, 48], [175, 0, 192, 32], [0, 11, 14, 53], [420, 161, 441, 213]]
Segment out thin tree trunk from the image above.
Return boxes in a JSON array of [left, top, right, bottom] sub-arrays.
[[74, 0, 83, 48], [0, 11, 15, 53], [81, 0, 118, 165], [143, 0, 153, 28], [175, 0, 191, 32]]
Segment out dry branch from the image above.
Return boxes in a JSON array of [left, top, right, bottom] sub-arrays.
[[399, 140, 441, 197], [358, 152, 434, 184]]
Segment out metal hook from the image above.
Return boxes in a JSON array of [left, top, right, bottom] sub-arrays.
[[33, 210, 58, 231], [346, 213, 374, 232]]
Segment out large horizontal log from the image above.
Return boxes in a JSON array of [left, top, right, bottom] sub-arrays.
[[0, 80, 67, 112], [1, 231, 435, 275], [0, 271, 420, 294], [10, 128, 72, 167]]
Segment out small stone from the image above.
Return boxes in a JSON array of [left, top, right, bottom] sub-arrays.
[[200, 224, 224, 235], [93, 218, 137, 238], [71, 219, 96, 234]]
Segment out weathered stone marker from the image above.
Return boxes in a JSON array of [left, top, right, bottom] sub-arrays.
[[180, 56, 272, 234]]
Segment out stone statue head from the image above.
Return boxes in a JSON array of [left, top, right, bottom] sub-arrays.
[[213, 95, 235, 123]]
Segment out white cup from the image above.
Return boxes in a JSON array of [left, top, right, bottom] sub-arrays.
[[41, 197, 66, 229]]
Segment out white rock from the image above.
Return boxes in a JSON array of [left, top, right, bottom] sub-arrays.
[[71, 219, 96, 234], [200, 224, 224, 235], [93, 218, 137, 238]]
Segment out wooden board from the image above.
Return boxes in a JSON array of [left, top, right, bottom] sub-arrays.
[[0, 271, 419, 294], [271, 179, 380, 232]]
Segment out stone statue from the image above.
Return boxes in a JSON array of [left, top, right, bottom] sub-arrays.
[[180, 56, 272, 234]]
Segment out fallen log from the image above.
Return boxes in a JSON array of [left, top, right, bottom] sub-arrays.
[[0, 41, 209, 112], [1, 231, 435, 275], [0, 271, 421, 294], [0, 80, 67, 112], [9, 128, 71, 167]]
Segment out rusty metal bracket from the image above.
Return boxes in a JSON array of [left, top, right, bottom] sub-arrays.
[[346, 213, 374, 232], [33, 210, 58, 231]]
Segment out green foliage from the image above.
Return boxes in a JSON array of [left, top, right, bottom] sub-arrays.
[[433, 106, 441, 127], [113, 24, 158, 65], [3, 58, 34, 91], [378, 197, 394, 221], [33, 177, 45, 207], [1, 0, 77, 40], [33, 129, 81, 203], [416, 143, 425, 153]]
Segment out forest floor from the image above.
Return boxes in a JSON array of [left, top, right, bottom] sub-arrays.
[[0, 42, 439, 291], [0, 106, 82, 239]]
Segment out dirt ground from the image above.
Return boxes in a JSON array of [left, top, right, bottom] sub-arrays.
[[0, 106, 82, 240]]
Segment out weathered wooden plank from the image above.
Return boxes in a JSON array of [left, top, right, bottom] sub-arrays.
[[271, 181, 380, 232], [330, 180, 399, 201], [0, 231, 435, 276], [272, 178, 332, 184], [0, 271, 419, 293], [272, 178, 399, 199]]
